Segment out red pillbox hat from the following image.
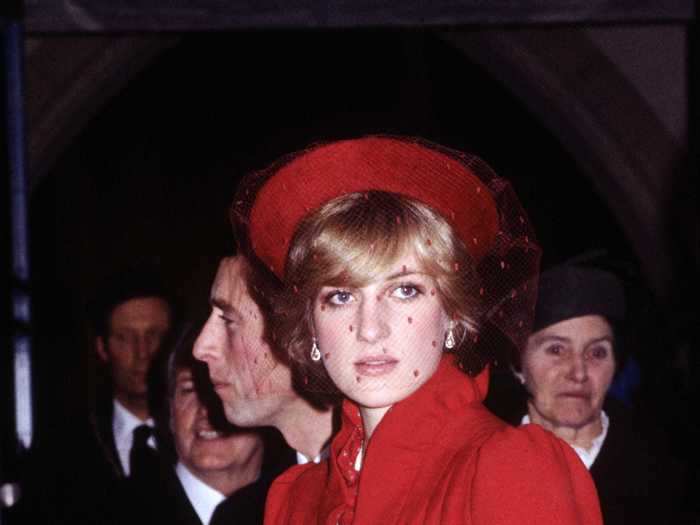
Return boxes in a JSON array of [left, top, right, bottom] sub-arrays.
[[246, 136, 500, 279]]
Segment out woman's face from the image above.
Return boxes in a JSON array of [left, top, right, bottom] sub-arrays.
[[312, 249, 449, 413], [520, 315, 615, 432]]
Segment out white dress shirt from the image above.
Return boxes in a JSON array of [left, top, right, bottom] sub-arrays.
[[112, 399, 156, 476], [176, 462, 226, 525], [521, 411, 609, 469]]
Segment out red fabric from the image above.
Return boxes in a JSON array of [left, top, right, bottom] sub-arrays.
[[264, 357, 603, 525], [248, 137, 499, 279]]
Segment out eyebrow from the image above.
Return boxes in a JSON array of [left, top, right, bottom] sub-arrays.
[[319, 269, 427, 290], [585, 336, 614, 346], [533, 334, 614, 347], [385, 269, 425, 281], [532, 334, 570, 346]]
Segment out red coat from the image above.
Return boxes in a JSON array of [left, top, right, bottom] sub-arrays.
[[265, 358, 603, 524]]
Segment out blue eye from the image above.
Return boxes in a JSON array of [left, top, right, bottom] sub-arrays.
[[391, 285, 420, 300], [327, 290, 354, 306]]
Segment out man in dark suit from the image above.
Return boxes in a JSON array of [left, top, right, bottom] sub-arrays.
[[18, 268, 176, 524], [90, 268, 175, 482]]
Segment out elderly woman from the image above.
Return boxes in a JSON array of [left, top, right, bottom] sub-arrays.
[[236, 136, 602, 524], [512, 261, 683, 524]]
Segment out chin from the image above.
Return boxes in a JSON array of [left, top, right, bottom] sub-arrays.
[[350, 387, 412, 410], [189, 456, 232, 474], [225, 403, 267, 428], [556, 412, 599, 429]]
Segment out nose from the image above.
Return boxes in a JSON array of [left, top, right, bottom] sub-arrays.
[[566, 353, 588, 383], [192, 314, 221, 364], [195, 397, 209, 419], [356, 297, 390, 344], [133, 336, 153, 361]]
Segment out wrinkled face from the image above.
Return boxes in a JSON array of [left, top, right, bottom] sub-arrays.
[[313, 250, 449, 414], [193, 256, 293, 427], [171, 367, 263, 481], [521, 315, 615, 431], [97, 297, 171, 403]]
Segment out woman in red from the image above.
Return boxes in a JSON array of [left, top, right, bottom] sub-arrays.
[[236, 136, 602, 524]]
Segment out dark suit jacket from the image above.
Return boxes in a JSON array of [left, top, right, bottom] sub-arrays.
[[111, 440, 297, 525], [90, 389, 126, 478], [16, 389, 127, 524]]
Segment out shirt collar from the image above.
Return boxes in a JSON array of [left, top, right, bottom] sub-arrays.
[[112, 399, 155, 475], [520, 410, 609, 469], [296, 446, 330, 465], [176, 462, 226, 525]]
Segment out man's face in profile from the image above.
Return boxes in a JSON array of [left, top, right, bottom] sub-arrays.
[[194, 256, 292, 427], [97, 296, 171, 407], [170, 363, 262, 481]]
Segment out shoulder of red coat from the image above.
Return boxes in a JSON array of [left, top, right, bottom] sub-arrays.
[[271, 462, 320, 486], [475, 422, 587, 486], [482, 422, 571, 461], [265, 462, 328, 520]]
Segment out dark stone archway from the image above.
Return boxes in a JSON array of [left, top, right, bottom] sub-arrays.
[[26, 28, 692, 305], [440, 28, 688, 304]]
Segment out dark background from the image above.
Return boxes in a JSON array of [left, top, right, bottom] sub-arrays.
[[30, 29, 657, 433]]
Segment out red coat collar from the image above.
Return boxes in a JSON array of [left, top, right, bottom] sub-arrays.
[[321, 357, 489, 523]]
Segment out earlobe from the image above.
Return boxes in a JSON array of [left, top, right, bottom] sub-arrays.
[[95, 337, 109, 363]]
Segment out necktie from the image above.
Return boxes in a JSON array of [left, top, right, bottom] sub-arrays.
[[129, 424, 159, 481]]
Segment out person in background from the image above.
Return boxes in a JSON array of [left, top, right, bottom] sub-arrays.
[[20, 267, 177, 524], [115, 322, 285, 525], [512, 260, 684, 525], [91, 268, 175, 483]]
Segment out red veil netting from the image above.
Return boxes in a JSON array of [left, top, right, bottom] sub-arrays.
[[230, 136, 541, 399]]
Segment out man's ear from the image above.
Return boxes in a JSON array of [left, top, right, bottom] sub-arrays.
[[96, 336, 110, 364]]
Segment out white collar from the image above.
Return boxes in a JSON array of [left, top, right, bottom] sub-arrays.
[[176, 462, 226, 525], [295, 446, 330, 465], [521, 410, 609, 470], [112, 399, 155, 475]]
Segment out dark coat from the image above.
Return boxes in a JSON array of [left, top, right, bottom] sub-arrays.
[[589, 401, 684, 525], [111, 439, 297, 525], [16, 388, 127, 524], [485, 372, 686, 525]]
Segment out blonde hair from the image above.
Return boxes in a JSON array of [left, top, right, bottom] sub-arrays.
[[272, 191, 483, 389]]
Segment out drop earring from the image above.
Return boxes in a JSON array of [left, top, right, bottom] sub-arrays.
[[310, 338, 321, 361], [514, 371, 525, 385], [445, 328, 456, 349]]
